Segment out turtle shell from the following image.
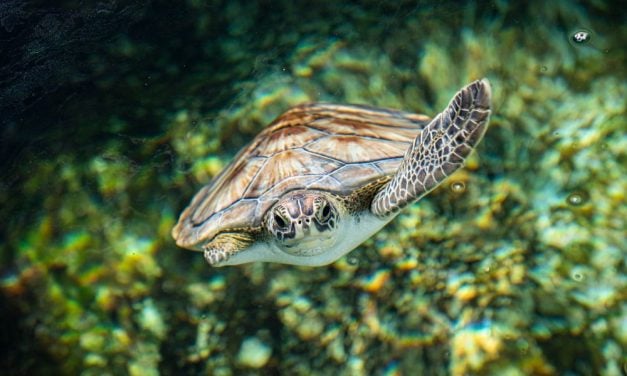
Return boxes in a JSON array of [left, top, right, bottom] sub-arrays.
[[173, 103, 430, 249]]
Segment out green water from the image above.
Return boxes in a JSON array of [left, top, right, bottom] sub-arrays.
[[1, 1, 625, 375]]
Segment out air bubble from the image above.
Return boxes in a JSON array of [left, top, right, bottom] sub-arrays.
[[571, 30, 590, 44], [347, 255, 359, 266], [450, 181, 466, 193], [566, 192, 587, 206], [571, 271, 584, 282], [540, 65, 548, 72], [568, 27, 605, 52]]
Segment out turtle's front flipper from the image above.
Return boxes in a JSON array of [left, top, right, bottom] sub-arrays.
[[371, 79, 492, 217], [203, 232, 254, 266]]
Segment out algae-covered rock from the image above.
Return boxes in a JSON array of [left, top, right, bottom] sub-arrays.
[[236, 336, 272, 368]]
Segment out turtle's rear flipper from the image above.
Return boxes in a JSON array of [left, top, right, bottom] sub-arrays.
[[371, 78, 492, 217], [203, 232, 254, 266]]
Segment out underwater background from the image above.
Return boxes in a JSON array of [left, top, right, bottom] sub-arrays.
[[1, 0, 625, 375]]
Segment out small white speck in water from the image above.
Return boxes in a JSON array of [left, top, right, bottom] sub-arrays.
[[450, 181, 466, 193], [572, 30, 590, 44], [566, 192, 586, 206]]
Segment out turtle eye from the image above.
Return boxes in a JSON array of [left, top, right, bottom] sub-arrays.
[[316, 201, 332, 222], [322, 204, 331, 218], [274, 213, 287, 228]]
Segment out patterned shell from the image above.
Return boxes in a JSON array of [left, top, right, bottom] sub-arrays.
[[173, 103, 430, 249]]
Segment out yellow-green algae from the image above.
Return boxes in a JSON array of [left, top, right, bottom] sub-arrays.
[[1, 1, 626, 375]]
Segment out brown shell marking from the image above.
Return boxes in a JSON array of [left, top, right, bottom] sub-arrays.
[[173, 103, 430, 249]]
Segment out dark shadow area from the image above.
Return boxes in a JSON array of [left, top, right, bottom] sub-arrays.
[[0, 292, 61, 374]]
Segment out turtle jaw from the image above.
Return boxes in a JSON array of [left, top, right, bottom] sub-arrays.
[[276, 220, 341, 257], [281, 234, 338, 257]]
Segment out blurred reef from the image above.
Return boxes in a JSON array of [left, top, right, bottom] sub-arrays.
[[1, 0, 625, 375]]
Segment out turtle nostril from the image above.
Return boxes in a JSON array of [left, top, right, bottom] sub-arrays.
[[298, 220, 302, 225]]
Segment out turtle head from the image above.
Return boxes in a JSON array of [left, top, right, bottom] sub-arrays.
[[266, 191, 341, 256]]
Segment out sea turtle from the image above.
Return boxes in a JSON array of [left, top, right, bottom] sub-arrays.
[[172, 79, 492, 267]]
